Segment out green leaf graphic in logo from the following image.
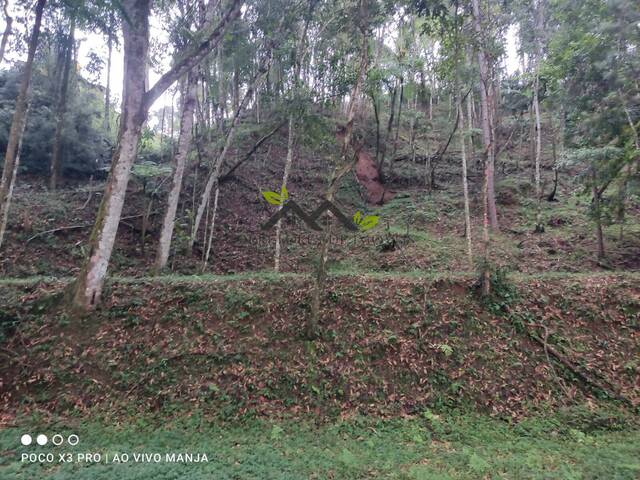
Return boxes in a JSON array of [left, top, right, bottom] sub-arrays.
[[352, 210, 379, 231], [261, 186, 288, 206]]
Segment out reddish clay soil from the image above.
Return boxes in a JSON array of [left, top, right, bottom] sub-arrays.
[[354, 149, 395, 204]]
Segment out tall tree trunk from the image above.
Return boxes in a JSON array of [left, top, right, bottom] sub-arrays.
[[70, 0, 151, 311], [547, 132, 558, 202], [274, 113, 295, 272], [532, 72, 543, 231], [471, 0, 498, 230], [0, 0, 46, 250], [458, 96, 473, 266], [274, 7, 313, 271], [216, 43, 225, 129], [70, 0, 241, 311], [49, 15, 76, 190], [103, 18, 113, 136], [592, 169, 605, 260], [378, 80, 397, 177], [466, 76, 474, 158], [392, 75, 404, 160], [0, 0, 13, 64], [533, 0, 545, 232], [154, 72, 198, 272], [371, 93, 381, 164]]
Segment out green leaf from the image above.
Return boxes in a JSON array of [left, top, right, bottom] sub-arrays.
[[280, 185, 288, 201], [359, 215, 379, 231], [352, 211, 362, 225], [262, 191, 283, 205]]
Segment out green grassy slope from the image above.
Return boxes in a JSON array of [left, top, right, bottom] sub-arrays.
[[1, 410, 639, 479]]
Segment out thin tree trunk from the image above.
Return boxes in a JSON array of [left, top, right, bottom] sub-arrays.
[[274, 7, 313, 271], [592, 169, 605, 260], [216, 42, 225, 129], [480, 142, 491, 296], [274, 113, 295, 272], [371, 93, 381, 164], [49, 15, 76, 190], [378, 80, 397, 176], [533, 0, 544, 232], [547, 133, 558, 201], [0, 0, 13, 64], [392, 75, 404, 161], [197, 52, 273, 264], [0, 0, 46, 250], [471, 0, 498, 231], [103, 16, 113, 135], [154, 72, 198, 272], [459, 96, 473, 266], [533, 71, 543, 231], [466, 78, 474, 157]]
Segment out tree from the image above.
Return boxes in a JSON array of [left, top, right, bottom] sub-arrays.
[[49, 12, 76, 190], [471, 0, 499, 231], [154, 72, 198, 272], [308, 0, 370, 338], [531, 0, 545, 233], [545, 0, 639, 261], [0, 0, 47, 250], [70, 0, 242, 312], [274, 0, 316, 272], [0, 0, 13, 64]]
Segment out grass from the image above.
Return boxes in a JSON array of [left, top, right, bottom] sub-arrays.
[[1, 410, 638, 479], [2, 270, 640, 287]]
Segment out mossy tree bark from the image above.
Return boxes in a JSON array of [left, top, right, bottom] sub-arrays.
[[70, 0, 151, 311], [70, 0, 242, 311]]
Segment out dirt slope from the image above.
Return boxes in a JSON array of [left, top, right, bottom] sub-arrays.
[[354, 149, 395, 204], [1, 273, 638, 423]]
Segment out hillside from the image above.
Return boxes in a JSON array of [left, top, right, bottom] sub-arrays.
[[2, 272, 638, 420], [1, 0, 640, 477]]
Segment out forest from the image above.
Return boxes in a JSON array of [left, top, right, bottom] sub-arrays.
[[0, 0, 639, 478]]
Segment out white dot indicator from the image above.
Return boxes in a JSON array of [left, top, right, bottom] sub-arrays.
[[20, 434, 32, 446], [52, 434, 64, 446], [36, 434, 48, 446], [67, 434, 79, 446]]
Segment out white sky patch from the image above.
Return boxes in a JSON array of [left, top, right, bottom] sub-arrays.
[[504, 24, 520, 75], [76, 15, 177, 129]]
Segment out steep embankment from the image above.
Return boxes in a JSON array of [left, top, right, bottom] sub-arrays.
[[1, 272, 638, 422], [354, 149, 395, 204]]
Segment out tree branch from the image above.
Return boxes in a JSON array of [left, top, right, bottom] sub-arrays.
[[219, 119, 286, 182], [142, 0, 243, 111]]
